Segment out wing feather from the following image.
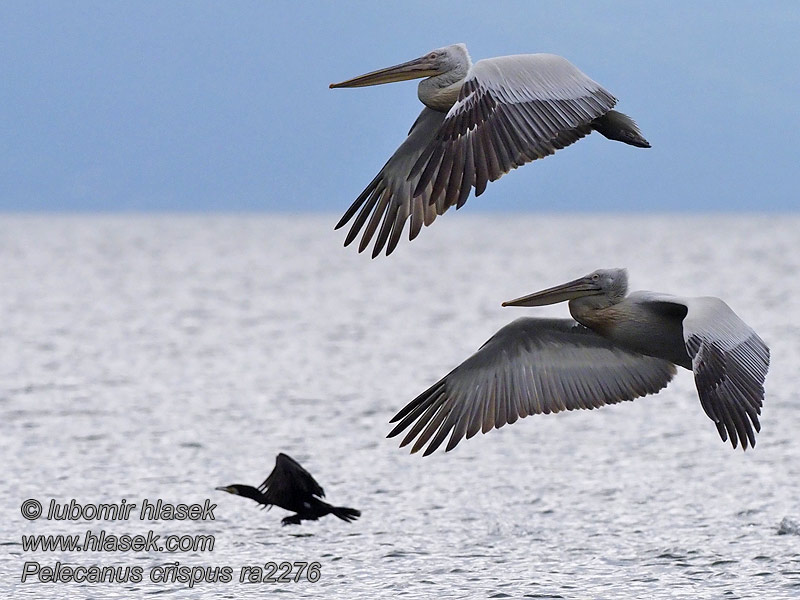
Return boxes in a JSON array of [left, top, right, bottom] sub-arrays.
[[335, 107, 447, 257], [257, 453, 325, 504], [419, 54, 617, 204], [388, 318, 676, 456], [681, 297, 770, 449], [639, 292, 770, 449]]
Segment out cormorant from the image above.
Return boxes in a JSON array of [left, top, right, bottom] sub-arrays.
[[216, 453, 361, 526]]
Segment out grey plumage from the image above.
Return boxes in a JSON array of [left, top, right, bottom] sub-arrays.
[[389, 269, 770, 455], [389, 318, 676, 456], [331, 45, 650, 257]]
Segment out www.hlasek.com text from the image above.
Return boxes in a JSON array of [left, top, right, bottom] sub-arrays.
[[22, 529, 215, 553]]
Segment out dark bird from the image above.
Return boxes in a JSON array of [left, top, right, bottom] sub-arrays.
[[330, 44, 650, 257], [389, 269, 769, 455], [216, 453, 361, 525]]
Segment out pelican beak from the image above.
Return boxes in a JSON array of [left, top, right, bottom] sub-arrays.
[[330, 54, 441, 88], [502, 276, 602, 307]]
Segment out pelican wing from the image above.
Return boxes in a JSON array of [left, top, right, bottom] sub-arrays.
[[335, 107, 447, 258], [388, 318, 676, 456], [258, 453, 325, 503], [646, 294, 770, 450], [337, 54, 617, 258], [412, 54, 617, 211]]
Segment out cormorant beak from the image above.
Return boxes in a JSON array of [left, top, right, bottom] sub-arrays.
[[502, 276, 602, 307], [330, 54, 441, 88], [215, 486, 235, 494]]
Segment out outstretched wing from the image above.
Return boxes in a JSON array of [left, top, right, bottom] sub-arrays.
[[258, 453, 325, 504], [337, 54, 617, 258], [335, 108, 447, 258], [388, 318, 676, 456], [678, 296, 770, 449], [411, 54, 617, 208]]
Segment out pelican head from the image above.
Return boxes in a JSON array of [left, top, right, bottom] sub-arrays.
[[503, 269, 628, 307], [330, 43, 471, 89]]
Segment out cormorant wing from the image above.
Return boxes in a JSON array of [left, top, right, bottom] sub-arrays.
[[641, 293, 770, 449], [336, 54, 619, 258], [257, 453, 325, 503], [388, 317, 676, 456]]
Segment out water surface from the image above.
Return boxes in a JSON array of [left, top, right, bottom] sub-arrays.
[[1, 215, 798, 598]]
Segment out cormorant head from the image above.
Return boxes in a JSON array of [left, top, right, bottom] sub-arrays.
[[215, 484, 244, 496], [215, 484, 267, 504]]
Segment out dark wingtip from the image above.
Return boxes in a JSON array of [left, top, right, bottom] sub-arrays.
[[343, 227, 359, 247], [728, 426, 739, 450], [370, 238, 395, 259], [445, 437, 460, 453]]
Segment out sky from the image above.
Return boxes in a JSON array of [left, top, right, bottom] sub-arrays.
[[1, 1, 798, 212]]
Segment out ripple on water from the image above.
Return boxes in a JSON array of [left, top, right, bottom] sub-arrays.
[[1, 215, 799, 599]]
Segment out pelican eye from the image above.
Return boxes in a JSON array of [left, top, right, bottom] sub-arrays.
[[591, 274, 599, 281]]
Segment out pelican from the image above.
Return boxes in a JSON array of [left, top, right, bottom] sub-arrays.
[[388, 269, 770, 455], [330, 44, 650, 257]]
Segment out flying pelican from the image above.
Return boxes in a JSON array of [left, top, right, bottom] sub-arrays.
[[388, 269, 770, 455], [330, 44, 650, 257], [216, 453, 361, 525]]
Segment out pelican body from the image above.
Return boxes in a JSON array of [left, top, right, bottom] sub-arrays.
[[331, 44, 650, 257], [388, 269, 770, 455]]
